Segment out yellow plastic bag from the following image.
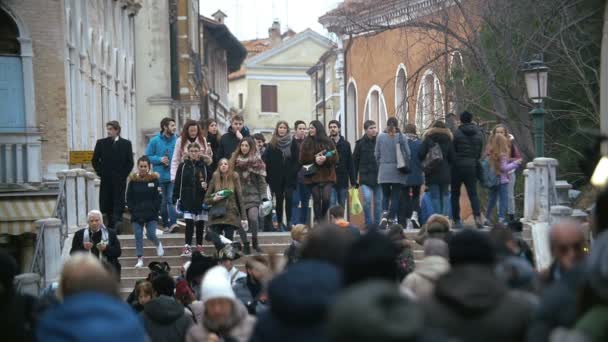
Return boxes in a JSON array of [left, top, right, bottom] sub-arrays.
[[349, 188, 363, 215]]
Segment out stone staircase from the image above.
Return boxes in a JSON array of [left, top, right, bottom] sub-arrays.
[[117, 230, 427, 299]]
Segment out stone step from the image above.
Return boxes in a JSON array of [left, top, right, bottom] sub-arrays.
[[119, 243, 290, 258], [117, 232, 292, 247]]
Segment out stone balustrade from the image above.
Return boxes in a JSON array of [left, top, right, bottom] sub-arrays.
[[0, 132, 42, 184]]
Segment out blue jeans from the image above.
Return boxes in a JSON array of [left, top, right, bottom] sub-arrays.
[[486, 183, 509, 222], [330, 186, 348, 208], [361, 184, 383, 225], [160, 181, 177, 227], [381, 183, 402, 221], [133, 220, 160, 257], [291, 182, 311, 225], [428, 184, 450, 217]]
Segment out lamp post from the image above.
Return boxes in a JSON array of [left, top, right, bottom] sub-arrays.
[[522, 55, 549, 157]]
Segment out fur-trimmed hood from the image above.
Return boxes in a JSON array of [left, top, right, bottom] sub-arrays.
[[129, 172, 159, 182], [423, 127, 453, 141]]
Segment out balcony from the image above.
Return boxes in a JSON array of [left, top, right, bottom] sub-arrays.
[[0, 131, 42, 188]]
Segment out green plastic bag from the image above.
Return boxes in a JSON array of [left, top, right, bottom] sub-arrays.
[[349, 188, 363, 215]]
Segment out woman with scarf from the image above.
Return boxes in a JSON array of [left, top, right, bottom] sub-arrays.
[[171, 120, 213, 181], [230, 137, 267, 253], [299, 120, 338, 223], [70, 209, 122, 277], [263, 121, 299, 230]]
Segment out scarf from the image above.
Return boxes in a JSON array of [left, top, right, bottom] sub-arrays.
[[275, 134, 292, 159], [83, 225, 109, 261], [235, 153, 266, 180]]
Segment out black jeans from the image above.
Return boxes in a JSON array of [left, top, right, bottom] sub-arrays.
[[310, 183, 333, 222], [382, 183, 402, 221], [451, 167, 481, 221], [399, 185, 421, 224], [185, 219, 205, 246], [273, 186, 293, 227]]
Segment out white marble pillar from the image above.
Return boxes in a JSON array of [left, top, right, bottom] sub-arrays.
[[64, 170, 79, 233], [76, 169, 87, 227], [533, 158, 559, 222], [523, 168, 533, 220], [86, 172, 99, 211], [36, 218, 62, 286]]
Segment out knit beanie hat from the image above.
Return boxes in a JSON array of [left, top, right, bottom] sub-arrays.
[[460, 111, 473, 123], [586, 231, 608, 300], [328, 280, 424, 342], [201, 266, 236, 304], [449, 229, 496, 266]]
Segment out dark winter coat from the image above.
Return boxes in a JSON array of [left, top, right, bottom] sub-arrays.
[[70, 227, 122, 274], [207, 132, 221, 174], [126, 172, 161, 223], [453, 123, 483, 178], [204, 172, 246, 228], [217, 126, 250, 160], [333, 136, 356, 189], [263, 140, 300, 192], [299, 139, 338, 185], [141, 295, 193, 342], [405, 134, 424, 186], [423, 265, 534, 342], [418, 127, 455, 185], [353, 134, 379, 187], [173, 158, 210, 213], [92, 136, 134, 180]]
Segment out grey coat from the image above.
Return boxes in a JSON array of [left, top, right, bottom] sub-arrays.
[[375, 132, 410, 185]]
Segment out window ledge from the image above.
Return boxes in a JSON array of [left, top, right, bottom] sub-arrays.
[[259, 112, 279, 116]]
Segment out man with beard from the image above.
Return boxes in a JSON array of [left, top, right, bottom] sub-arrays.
[[186, 266, 256, 342], [328, 120, 356, 208]]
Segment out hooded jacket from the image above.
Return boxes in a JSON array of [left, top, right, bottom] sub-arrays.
[[353, 134, 379, 187], [423, 264, 534, 342], [332, 135, 357, 188], [401, 255, 450, 299], [145, 133, 177, 183], [142, 295, 193, 342], [452, 123, 483, 170], [126, 172, 161, 223], [173, 157, 210, 212], [218, 126, 251, 160], [418, 127, 455, 185]]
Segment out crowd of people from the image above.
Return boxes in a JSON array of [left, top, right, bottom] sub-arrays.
[[3, 192, 607, 341]]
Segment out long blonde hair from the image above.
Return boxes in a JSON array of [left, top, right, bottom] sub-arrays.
[[211, 158, 235, 190], [489, 134, 510, 174]]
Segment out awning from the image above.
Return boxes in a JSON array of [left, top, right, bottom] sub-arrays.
[[0, 197, 56, 235]]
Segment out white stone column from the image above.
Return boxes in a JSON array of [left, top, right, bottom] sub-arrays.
[[86, 171, 99, 211], [64, 170, 79, 233], [26, 140, 42, 183], [36, 218, 62, 286], [76, 169, 87, 227], [5, 144, 14, 183], [523, 168, 533, 220], [15, 144, 23, 183], [533, 158, 559, 222]]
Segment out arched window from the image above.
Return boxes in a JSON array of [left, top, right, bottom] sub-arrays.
[[0, 9, 25, 132], [395, 64, 408, 125], [415, 70, 444, 130], [346, 79, 358, 140], [364, 85, 388, 131]]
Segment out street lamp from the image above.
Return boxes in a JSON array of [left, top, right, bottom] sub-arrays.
[[522, 55, 549, 157]]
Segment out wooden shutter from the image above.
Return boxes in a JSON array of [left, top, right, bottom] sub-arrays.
[[261, 85, 277, 113]]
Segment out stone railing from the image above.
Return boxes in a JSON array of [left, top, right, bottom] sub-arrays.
[[0, 132, 42, 184], [522, 158, 585, 270]]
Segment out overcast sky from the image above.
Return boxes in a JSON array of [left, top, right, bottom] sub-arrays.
[[199, 0, 342, 41]]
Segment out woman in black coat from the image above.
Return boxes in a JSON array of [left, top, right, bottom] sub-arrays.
[[126, 156, 164, 268], [173, 143, 210, 257], [264, 121, 299, 229], [418, 121, 455, 216], [204, 118, 222, 175]]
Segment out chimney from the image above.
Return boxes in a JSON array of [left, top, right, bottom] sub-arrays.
[[268, 20, 282, 47], [212, 10, 227, 24]]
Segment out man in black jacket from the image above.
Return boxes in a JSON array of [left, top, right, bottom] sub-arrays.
[[451, 111, 483, 229], [217, 114, 250, 160], [353, 120, 381, 225], [92, 120, 133, 232], [328, 120, 357, 209]]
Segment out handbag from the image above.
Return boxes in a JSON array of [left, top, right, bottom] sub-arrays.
[[301, 163, 318, 177], [209, 206, 227, 219], [396, 133, 411, 174], [259, 185, 273, 217]]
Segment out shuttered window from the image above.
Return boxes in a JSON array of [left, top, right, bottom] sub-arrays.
[[261, 85, 277, 113]]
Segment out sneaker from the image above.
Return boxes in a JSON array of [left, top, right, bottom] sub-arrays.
[[180, 245, 191, 257], [134, 257, 144, 268], [474, 216, 484, 229], [165, 224, 179, 233], [411, 212, 420, 229], [379, 211, 389, 229], [156, 241, 164, 257]]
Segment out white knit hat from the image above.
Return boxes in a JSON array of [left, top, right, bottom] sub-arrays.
[[201, 266, 236, 304]]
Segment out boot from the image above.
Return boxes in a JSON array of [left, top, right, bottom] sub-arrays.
[[474, 216, 483, 229], [243, 242, 251, 255], [252, 236, 263, 254]]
